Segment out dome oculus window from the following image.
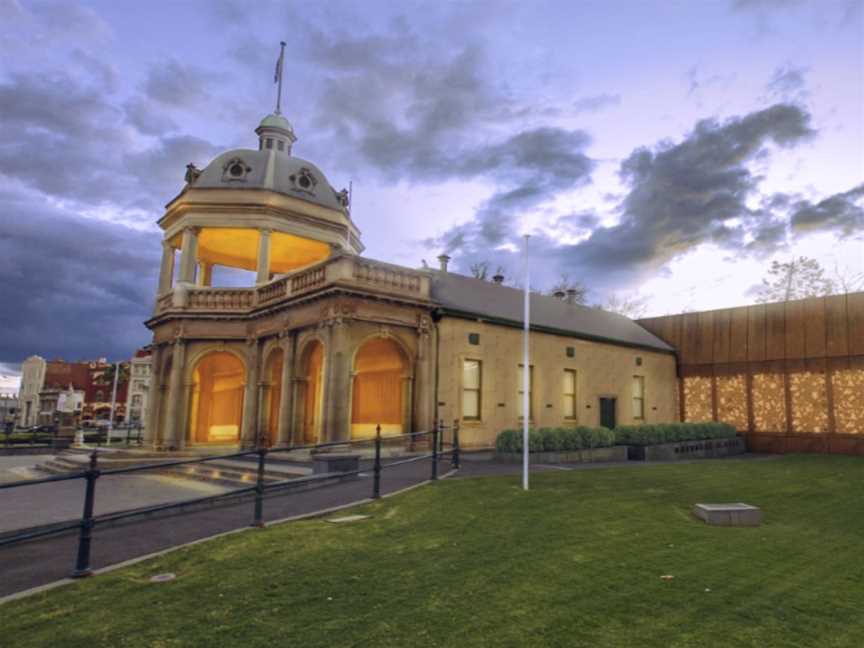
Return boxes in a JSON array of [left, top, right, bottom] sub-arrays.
[[221, 158, 252, 183], [289, 167, 318, 193]]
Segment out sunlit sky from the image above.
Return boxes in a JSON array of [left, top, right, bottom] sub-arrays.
[[0, 0, 862, 389]]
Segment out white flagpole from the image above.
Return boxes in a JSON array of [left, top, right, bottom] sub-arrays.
[[107, 362, 119, 445], [275, 41, 286, 115], [522, 234, 530, 491]]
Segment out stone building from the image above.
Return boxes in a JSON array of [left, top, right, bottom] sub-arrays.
[[17, 356, 46, 426], [144, 110, 677, 450], [0, 394, 18, 425], [127, 348, 152, 426]]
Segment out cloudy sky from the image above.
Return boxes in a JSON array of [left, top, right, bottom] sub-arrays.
[[0, 0, 862, 390]]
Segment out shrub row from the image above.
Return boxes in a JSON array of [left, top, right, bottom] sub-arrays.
[[495, 426, 616, 454], [495, 421, 738, 453], [612, 422, 737, 447]]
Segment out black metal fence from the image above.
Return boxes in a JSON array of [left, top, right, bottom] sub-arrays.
[[2, 423, 144, 450], [0, 419, 460, 578]]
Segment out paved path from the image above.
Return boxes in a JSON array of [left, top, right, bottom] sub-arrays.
[[0, 454, 774, 599]]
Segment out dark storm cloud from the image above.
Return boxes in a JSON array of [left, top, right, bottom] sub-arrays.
[[789, 184, 864, 234], [124, 97, 179, 135], [766, 63, 808, 101], [0, 191, 158, 363], [144, 59, 216, 107], [431, 103, 822, 294], [572, 94, 621, 114]]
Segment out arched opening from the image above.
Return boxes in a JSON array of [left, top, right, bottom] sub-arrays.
[[351, 337, 409, 439], [188, 352, 245, 444], [262, 348, 284, 447], [299, 341, 324, 444]]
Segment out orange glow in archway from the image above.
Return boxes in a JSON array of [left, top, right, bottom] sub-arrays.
[[188, 352, 245, 444], [351, 337, 408, 439]]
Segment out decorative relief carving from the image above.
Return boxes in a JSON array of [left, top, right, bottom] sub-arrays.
[[717, 374, 748, 431], [752, 373, 787, 433], [789, 372, 829, 433], [683, 376, 712, 422], [831, 369, 864, 434]]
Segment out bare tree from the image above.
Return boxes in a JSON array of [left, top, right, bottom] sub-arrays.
[[596, 294, 648, 319], [833, 261, 864, 294], [755, 257, 835, 303], [548, 274, 587, 304], [470, 261, 490, 281]]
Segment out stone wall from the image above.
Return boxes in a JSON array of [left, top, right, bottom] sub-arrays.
[[435, 316, 679, 448]]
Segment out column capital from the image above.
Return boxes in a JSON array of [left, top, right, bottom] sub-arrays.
[[184, 225, 201, 236]]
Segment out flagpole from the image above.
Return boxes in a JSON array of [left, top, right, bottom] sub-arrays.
[[275, 41, 286, 115], [523, 234, 530, 491]]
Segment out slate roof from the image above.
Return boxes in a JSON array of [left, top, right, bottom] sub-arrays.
[[429, 271, 674, 353]]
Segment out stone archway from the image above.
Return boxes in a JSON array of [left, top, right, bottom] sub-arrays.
[[187, 351, 246, 444], [261, 348, 284, 447], [351, 337, 410, 439], [298, 340, 324, 444]]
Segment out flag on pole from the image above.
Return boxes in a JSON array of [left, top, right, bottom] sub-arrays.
[[274, 44, 285, 83]]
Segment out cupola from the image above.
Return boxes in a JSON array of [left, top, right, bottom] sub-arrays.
[[255, 113, 297, 154]]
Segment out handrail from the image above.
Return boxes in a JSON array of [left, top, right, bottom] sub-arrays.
[[0, 418, 462, 578]]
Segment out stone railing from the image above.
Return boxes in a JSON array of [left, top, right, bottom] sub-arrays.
[[186, 288, 254, 311], [153, 255, 430, 316], [257, 276, 289, 305]]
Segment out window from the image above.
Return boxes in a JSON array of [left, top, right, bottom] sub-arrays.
[[632, 376, 645, 420], [563, 369, 577, 420], [277, 140, 285, 151], [566, 346, 575, 358], [468, 333, 480, 345], [266, 138, 273, 149], [132, 395, 142, 407], [517, 364, 533, 420], [462, 360, 482, 420]]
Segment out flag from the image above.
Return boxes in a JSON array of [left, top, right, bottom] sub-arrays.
[[274, 49, 284, 84]]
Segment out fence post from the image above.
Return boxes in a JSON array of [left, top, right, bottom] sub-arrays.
[[373, 424, 382, 499], [431, 421, 439, 481], [252, 447, 268, 528], [452, 419, 461, 470], [72, 450, 100, 578]]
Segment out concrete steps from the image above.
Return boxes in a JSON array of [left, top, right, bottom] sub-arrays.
[[156, 458, 310, 489]]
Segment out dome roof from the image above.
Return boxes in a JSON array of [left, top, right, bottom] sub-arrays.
[[257, 113, 294, 132], [191, 148, 349, 212]]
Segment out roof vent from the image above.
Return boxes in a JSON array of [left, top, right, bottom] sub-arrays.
[[437, 254, 451, 272], [492, 273, 504, 285], [553, 290, 566, 300], [566, 289, 579, 305]]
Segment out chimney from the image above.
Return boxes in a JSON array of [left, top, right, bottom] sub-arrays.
[[566, 288, 578, 304], [553, 290, 566, 300], [437, 254, 451, 272], [492, 273, 504, 285]]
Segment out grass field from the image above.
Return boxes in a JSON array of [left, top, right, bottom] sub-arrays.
[[4, 455, 864, 647]]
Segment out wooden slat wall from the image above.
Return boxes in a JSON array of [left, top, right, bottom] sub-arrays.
[[637, 292, 864, 455]]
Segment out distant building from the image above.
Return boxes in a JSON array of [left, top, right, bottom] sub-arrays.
[[18, 356, 46, 426], [0, 394, 18, 425], [127, 348, 152, 427], [17, 356, 130, 426]]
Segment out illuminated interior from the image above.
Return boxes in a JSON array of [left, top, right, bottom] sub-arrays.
[[263, 349, 284, 446], [301, 341, 324, 444], [351, 338, 407, 439], [171, 228, 332, 278], [188, 352, 246, 444]]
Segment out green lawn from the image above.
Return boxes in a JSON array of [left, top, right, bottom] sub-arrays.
[[5, 456, 864, 647]]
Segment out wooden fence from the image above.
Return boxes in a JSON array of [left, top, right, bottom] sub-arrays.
[[638, 292, 864, 455]]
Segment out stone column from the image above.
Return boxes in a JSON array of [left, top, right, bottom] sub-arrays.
[[177, 227, 200, 285], [197, 262, 213, 287], [322, 322, 352, 443], [276, 335, 295, 446], [158, 243, 175, 294], [241, 340, 261, 447], [163, 340, 186, 450], [413, 322, 435, 433], [256, 229, 272, 285], [143, 345, 163, 446]]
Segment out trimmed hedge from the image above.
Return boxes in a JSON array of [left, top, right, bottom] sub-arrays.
[[495, 426, 616, 454], [613, 422, 737, 447]]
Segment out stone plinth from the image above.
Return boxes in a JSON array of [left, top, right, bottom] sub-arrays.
[[693, 503, 762, 527], [312, 453, 360, 475]]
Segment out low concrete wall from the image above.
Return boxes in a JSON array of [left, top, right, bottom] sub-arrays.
[[628, 437, 746, 461], [494, 446, 628, 464]]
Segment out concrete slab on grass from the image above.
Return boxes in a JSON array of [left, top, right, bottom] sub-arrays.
[[693, 503, 762, 527]]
